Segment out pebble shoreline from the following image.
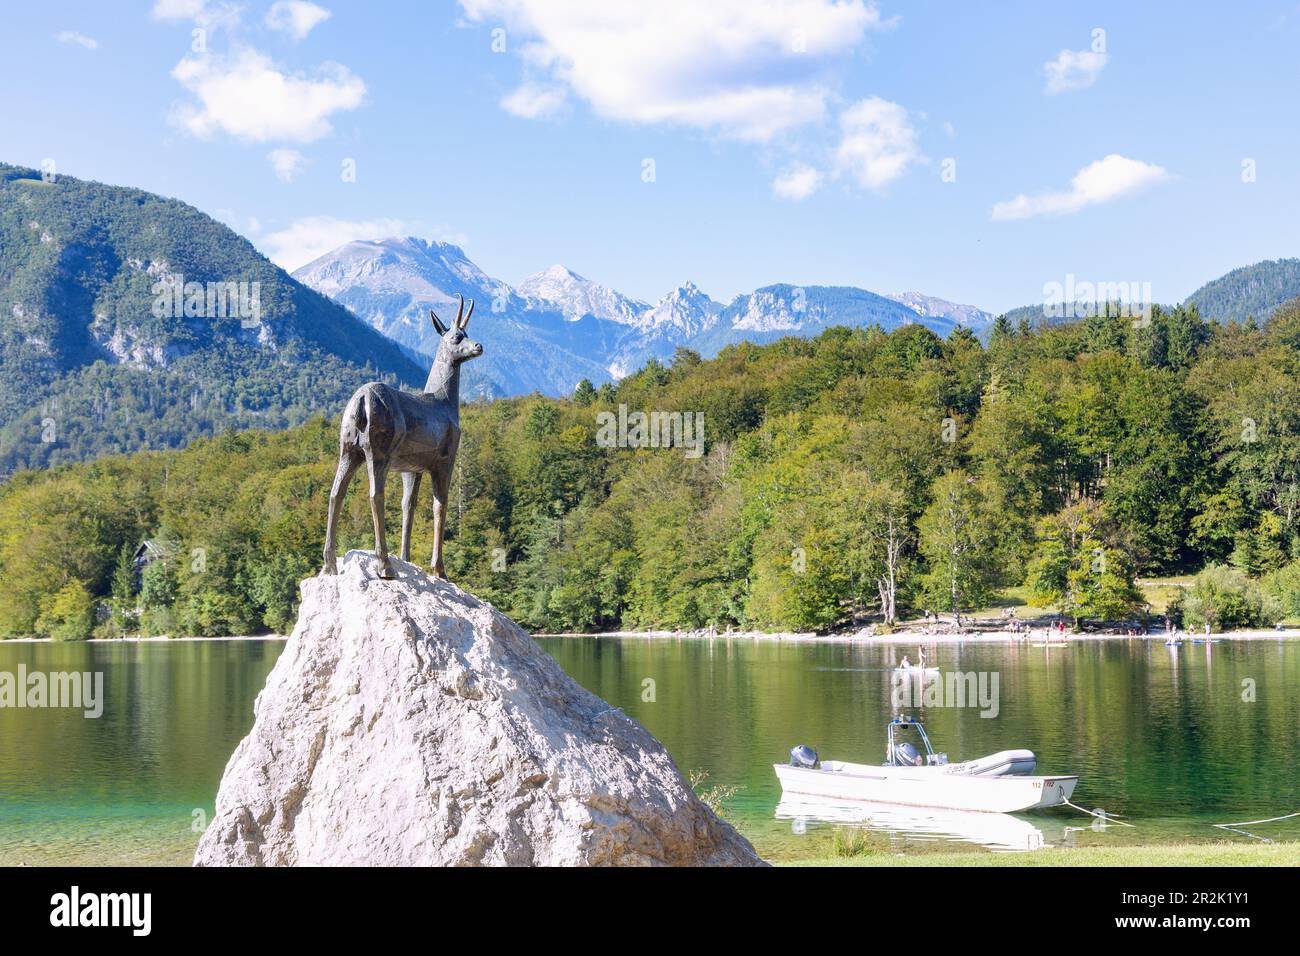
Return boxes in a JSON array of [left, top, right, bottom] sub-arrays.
[[535, 628, 1300, 645]]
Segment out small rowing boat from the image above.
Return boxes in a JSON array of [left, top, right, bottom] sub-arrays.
[[774, 716, 1078, 814]]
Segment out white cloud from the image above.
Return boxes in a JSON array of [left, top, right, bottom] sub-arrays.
[[259, 216, 412, 270], [55, 31, 98, 50], [169, 47, 365, 143], [991, 154, 1168, 221], [500, 83, 567, 118], [151, 0, 207, 19], [460, 0, 896, 141], [832, 96, 921, 190], [772, 162, 823, 201], [265, 1, 332, 41], [151, 0, 242, 30], [1044, 48, 1108, 94], [267, 148, 307, 182]]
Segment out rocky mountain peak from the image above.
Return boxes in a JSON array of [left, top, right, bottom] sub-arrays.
[[518, 263, 648, 324]]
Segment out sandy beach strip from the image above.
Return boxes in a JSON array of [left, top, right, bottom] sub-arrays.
[[533, 627, 1300, 645], [2, 634, 288, 644]]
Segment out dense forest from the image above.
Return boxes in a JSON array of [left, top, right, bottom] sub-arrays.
[[2, 301, 1299, 640]]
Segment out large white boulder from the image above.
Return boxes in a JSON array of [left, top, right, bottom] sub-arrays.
[[194, 551, 763, 866]]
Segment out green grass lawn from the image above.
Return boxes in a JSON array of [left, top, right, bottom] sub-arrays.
[[956, 577, 1196, 624], [778, 841, 1298, 867], [965, 584, 1055, 620], [1135, 576, 1194, 616]]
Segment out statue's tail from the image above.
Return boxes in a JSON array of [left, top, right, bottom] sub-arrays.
[[356, 387, 373, 432], [340, 385, 378, 448], [355, 383, 402, 448]]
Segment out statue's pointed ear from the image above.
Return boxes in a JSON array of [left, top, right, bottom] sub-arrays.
[[430, 310, 448, 335]]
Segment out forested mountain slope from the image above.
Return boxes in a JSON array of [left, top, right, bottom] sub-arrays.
[[1185, 258, 1300, 325], [0, 163, 425, 473]]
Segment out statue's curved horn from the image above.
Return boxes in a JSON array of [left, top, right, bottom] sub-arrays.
[[460, 298, 475, 329], [454, 293, 465, 329], [430, 309, 448, 335]]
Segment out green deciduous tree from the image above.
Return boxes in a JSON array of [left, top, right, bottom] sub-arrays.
[[36, 580, 97, 641], [1024, 498, 1142, 628], [1176, 564, 1280, 631], [109, 541, 137, 634], [917, 471, 1004, 622]]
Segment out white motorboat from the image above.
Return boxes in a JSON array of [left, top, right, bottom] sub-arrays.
[[774, 716, 1078, 814]]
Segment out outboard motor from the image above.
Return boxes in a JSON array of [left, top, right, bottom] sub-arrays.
[[790, 744, 819, 769], [893, 741, 923, 766]]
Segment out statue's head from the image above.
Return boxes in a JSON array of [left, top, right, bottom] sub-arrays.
[[430, 294, 483, 364]]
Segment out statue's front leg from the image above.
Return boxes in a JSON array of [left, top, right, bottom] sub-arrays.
[[430, 468, 450, 580]]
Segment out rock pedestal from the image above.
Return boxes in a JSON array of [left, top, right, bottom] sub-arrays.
[[193, 550, 763, 866]]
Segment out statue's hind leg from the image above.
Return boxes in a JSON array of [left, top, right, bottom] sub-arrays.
[[367, 455, 394, 579], [322, 451, 361, 575]]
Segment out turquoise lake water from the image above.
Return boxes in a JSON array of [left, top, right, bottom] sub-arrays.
[[1, 635, 1297, 864]]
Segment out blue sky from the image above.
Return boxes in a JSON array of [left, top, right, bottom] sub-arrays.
[[2, 0, 1299, 312]]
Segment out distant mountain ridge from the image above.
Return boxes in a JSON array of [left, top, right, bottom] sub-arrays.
[[293, 239, 627, 398], [691, 284, 952, 359], [984, 259, 1300, 335], [5, 161, 1293, 475], [886, 291, 994, 328], [295, 237, 997, 395]]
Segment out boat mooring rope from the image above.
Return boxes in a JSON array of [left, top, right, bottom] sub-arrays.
[[1211, 809, 1300, 843], [1061, 796, 1137, 828], [1062, 798, 1300, 840], [1213, 809, 1300, 828]]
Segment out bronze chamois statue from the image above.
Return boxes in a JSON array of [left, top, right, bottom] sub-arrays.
[[323, 294, 482, 580]]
